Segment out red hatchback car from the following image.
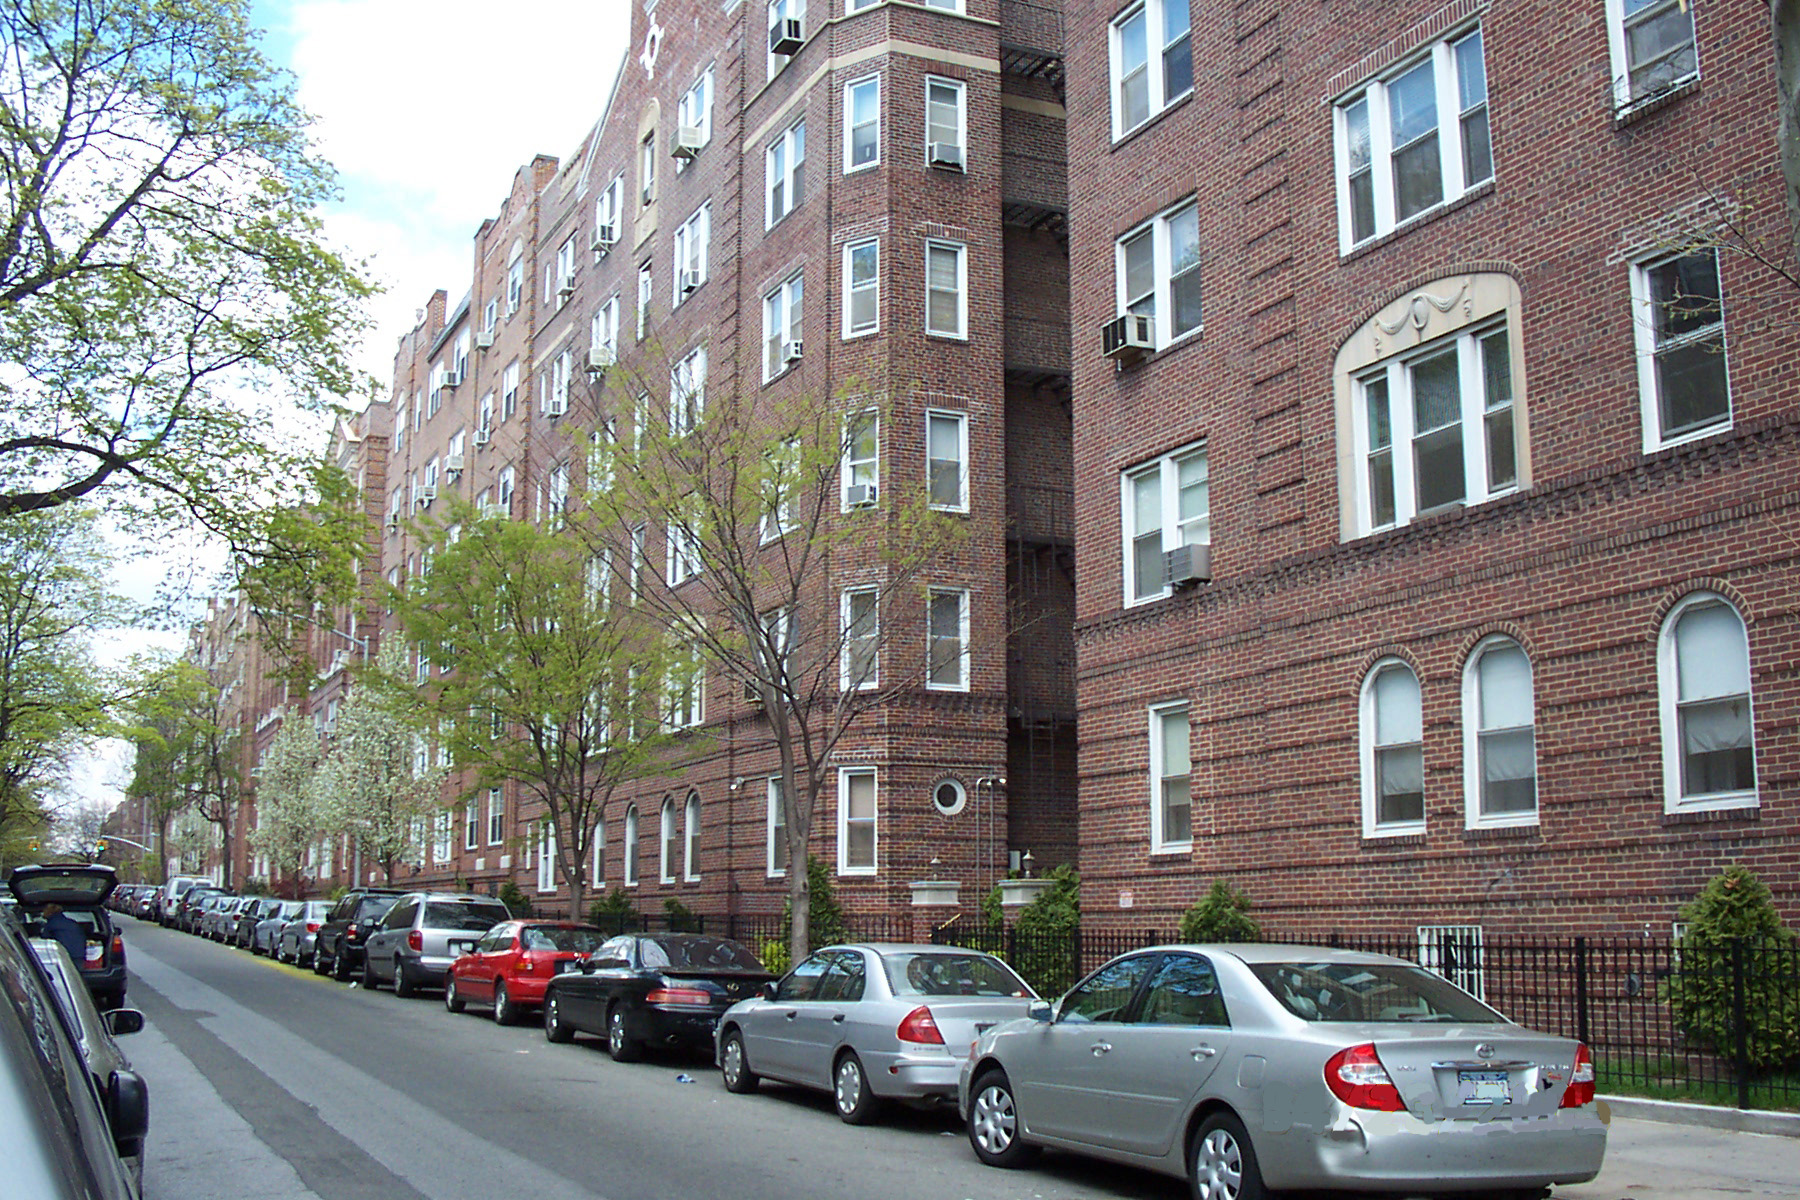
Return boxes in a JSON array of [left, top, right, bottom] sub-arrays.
[[445, 921, 609, 1025]]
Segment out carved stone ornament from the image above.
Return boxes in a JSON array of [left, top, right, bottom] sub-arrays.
[[640, 17, 665, 79], [1370, 279, 1470, 354]]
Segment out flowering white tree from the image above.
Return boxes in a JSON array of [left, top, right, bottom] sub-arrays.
[[249, 713, 324, 896]]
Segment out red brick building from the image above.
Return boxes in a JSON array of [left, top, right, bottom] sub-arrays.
[[1065, 0, 1799, 936]]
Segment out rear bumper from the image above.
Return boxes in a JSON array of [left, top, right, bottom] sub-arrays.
[[868, 1049, 965, 1101], [631, 1004, 727, 1049]]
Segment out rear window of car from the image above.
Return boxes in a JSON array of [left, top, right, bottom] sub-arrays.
[[639, 937, 764, 970], [356, 896, 401, 920], [423, 902, 510, 931], [523, 927, 608, 953], [884, 952, 1033, 998], [1249, 961, 1504, 1023]]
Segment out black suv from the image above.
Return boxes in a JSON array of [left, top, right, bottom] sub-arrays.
[[312, 888, 404, 981], [8, 862, 129, 1010]]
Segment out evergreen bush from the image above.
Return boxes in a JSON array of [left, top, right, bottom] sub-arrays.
[[1663, 865, 1800, 1071], [1178, 881, 1262, 943]]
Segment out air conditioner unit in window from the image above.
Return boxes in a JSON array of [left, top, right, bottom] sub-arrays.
[[385, 515, 399, 531], [444, 453, 465, 477], [679, 269, 702, 296], [927, 141, 965, 171], [1163, 543, 1212, 588], [671, 125, 705, 159], [473, 426, 491, 446], [591, 223, 616, 258], [782, 339, 804, 365], [474, 329, 495, 350], [741, 680, 764, 706], [845, 482, 878, 508], [769, 18, 803, 55], [415, 485, 437, 506], [1102, 313, 1155, 365], [557, 282, 576, 304], [642, 182, 655, 206], [442, 367, 463, 388], [544, 394, 568, 418], [586, 346, 614, 375]]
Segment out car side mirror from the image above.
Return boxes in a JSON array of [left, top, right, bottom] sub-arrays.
[[103, 1008, 144, 1037], [106, 1069, 150, 1151], [761, 981, 779, 1000], [1028, 1000, 1054, 1023]]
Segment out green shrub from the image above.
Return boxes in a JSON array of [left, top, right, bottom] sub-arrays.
[[497, 880, 533, 918], [663, 897, 701, 932], [1007, 865, 1081, 997], [588, 888, 634, 931], [760, 938, 790, 975], [1178, 881, 1262, 943], [1663, 866, 1800, 1071], [776, 855, 848, 950]]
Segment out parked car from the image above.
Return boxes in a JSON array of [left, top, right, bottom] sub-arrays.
[[312, 888, 404, 981], [233, 898, 284, 949], [157, 873, 213, 926], [29, 939, 149, 1188], [275, 900, 331, 966], [361, 892, 512, 997], [8, 862, 129, 1010], [195, 894, 239, 940], [959, 944, 1608, 1199], [174, 885, 224, 934], [250, 900, 303, 956], [542, 932, 772, 1061], [715, 943, 1038, 1124], [446, 921, 608, 1024], [0, 907, 145, 1200]]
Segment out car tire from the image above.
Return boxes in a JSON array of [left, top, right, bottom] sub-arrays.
[[493, 980, 519, 1025], [543, 991, 574, 1043], [361, 956, 381, 991], [968, 1069, 1036, 1168], [606, 1003, 642, 1062], [393, 960, 416, 998], [833, 1051, 882, 1125], [445, 975, 466, 1013], [1189, 1111, 1271, 1200], [312, 947, 330, 976], [719, 1029, 758, 1094], [332, 947, 354, 982]]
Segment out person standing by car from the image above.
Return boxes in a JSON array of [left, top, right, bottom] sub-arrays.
[[40, 901, 86, 964]]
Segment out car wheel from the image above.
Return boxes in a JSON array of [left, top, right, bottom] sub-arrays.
[[493, 980, 517, 1025], [331, 947, 354, 982], [1190, 1112, 1270, 1200], [312, 947, 329, 975], [444, 975, 466, 1013], [361, 955, 381, 991], [833, 1051, 882, 1125], [393, 960, 416, 998], [606, 1003, 642, 1062], [968, 1069, 1036, 1168], [543, 991, 574, 1043], [719, 1029, 758, 1094]]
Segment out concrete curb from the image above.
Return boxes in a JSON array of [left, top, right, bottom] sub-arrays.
[[1599, 1094, 1800, 1137]]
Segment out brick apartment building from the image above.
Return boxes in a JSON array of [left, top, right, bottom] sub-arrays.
[[197, 0, 1079, 923], [1065, 0, 1800, 936]]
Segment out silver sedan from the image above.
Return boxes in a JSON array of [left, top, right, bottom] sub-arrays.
[[959, 944, 1607, 1199], [716, 942, 1038, 1124]]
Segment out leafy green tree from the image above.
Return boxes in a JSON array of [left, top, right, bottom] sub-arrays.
[[249, 711, 323, 897], [1178, 881, 1263, 943], [0, 0, 375, 549], [1008, 865, 1082, 997], [396, 505, 680, 921], [1664, 865, 1800, 1070]]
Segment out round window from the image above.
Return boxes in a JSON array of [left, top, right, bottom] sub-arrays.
[[932, 778, 967, 817]]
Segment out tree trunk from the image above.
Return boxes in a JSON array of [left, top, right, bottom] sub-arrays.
[[1779, 0, 1800, 266]]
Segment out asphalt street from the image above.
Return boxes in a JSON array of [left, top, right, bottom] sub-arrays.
[[117, 919, 1800, 1200]]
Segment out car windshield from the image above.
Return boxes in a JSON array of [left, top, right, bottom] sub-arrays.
[[356, 896, 400, 920], [1248, 961, 1504, 1023], [523, 927, 608, 953], [884, 952, 1033, 998], [424, 902, 510, 931], [639, 936, 763, 970]]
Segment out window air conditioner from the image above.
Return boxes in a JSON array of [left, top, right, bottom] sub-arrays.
[[680, 269, 702, 296], [557, 281, 575, 304], [742, 680, 764, 706], [591, 223, 616, 258], [845, 482, 878, 508], [444, 453, 465, 476], [473, 426, 492, 446], [545, 394, 568, 418], [442, 367, 463, 388], [1163, 543, 1212, 588], [927, 141, 965, 171], [475, 329, 495, 350], [586, 346, 614, 374], [1102, 313, 1155, 365], [782, 339, 804, 365], [385, 515, 399, 531], [672, 126, 705, 159], [415, 485, 437, 506], [769, 18, 803, 55], [642, 182, 655, 206]]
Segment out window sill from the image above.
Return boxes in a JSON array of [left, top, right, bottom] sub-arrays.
[[1361, 826, 1426, 845], [926, 331, 968, 342], [1109, 90, 1194, 151], [844, 162, 880, 176], [1645, 416, 1731, 457], [1148, 843, 1192, 857], [928, 504, 970, 516], [1338, 179, 1495, 264], [1663, 795, 1759, 823], [837, 867, 878, 878], [1461, 820, 1540, 842], [844, 327, 880, 341], [925, 684, 971, 694], [1612, 75, 1700, 128]]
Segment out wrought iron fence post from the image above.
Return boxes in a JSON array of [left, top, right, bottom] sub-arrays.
[[1072, 925, 1082, 983], [1731, 938, 1750, 1110], [1574, 937, 1590, 1046]]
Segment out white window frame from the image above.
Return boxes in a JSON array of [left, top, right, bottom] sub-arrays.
[[768, 0, 806, 78], [673, 204, 711, 302], [1108, 0, 1193, 141], [762, 272, 804, 382], [496, 465, 515, 514], [844, 75, 881, 173], [671, 345, 707, 435], [639, 131, 657, 206], [1630, 249, 1731, 453], [682, 792, 701, 882], [1120, 441, 1208, 606], [842, 238, 880, 338], [666, 516, 700, 587], [665, 653, 704, 729], [591, 819, 606, 890], [505, 256, 524, 314], [594, 176, 624, 249], [555, 237, 578, 301], [766, 777, 788, 877], [623, 804, 640, 887], [926, 409, 968, 512], [840, 587, 880, 690], [501, 361, 520, 420], [592, 296, 620, 361], [926, 586, 970, 692], [1418, 924, 1486, 1001], [628, 524, 646, 603], [840, 408, 878, 509], [487, 788, 506, 846], [766, 119, 806, 228], [677, 67, 715, 160], [1461, 636, 1538, 829], [1149, 700, 1192, 853], [536, 822, 557, 892], [924, 240, 967, 339], [1360, 658, 1425, 839], [1658, 592, 1758, 814], [434, 810, 452, 864], [1333, 25, 1491, 252], [924, 76, 966, 164], [1604, 0, 1700, 112], [637, 262, 653, 341], [837, 767, 877, 875], [761, 437, 801, 542], [659, 797, 679, 883], [1116, 198, 1202, 349]]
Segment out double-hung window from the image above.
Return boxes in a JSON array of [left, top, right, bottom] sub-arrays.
[[926, 587, 969, 691], [926, 410, 968, 511], [501, 361, 520, 420], [555, 237, 577, 301], [464, 801, 479, 852], [548, 350, 571, 415], [623, 804, 640, 886], [671, 346, 707, 435], [1361, 660, 1424, 837], [536, 822, 557, 892], [843, 239, 879, 337], [1606, 0, 1699, 110], [673, 204, 710, 301], [545, 461, 570, 527], [841, 587, 879, 689], [769, 0, 805, 76], [1336, 26, 1491, 250], [640, 132, 657, 206], [767, 778, 788, 877], [637, 262, 653, 340], [766, 120, 805, 227], [665, 652, 704, 729], [505, 256, 524, 313], [496, 465, 516, 514], [1632, 250, 1729, 451], [667, 514, 700, 586], [844, 76, 880, 172], [677, 68, 714, 160], [594, 176, 623, 252], [1659, 594, 1757, 812], [1117, 198, 1201, 348], [762, 437, 800, 542], [838, 767, 877, 874], [925, 77, 966, 165], [841, 409, 878, 507], [763, 272, 804, 380], [1149, 701, 1191, 850], [683, 793, 701, 881], [591, 296, 620, 363], [487, 788, 505, 845], [924, 240, 966, 338], [1463, 637, 1537, 827], [1121, 442, 1207, 605], [1109, 0, 1192, 139]]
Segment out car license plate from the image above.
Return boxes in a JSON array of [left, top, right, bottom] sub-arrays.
[[557, 960, 576, 973], [448, 940, 473, 955], [1457, 1070, 1511, 1105]]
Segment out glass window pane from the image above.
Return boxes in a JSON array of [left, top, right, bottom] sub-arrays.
[[1680, 699, 1754, 795], [1118, 10, 1147, 74], [1162, 778, 1192, 842], [1477, 643, 1532, 729], [1134, 532, 1163, 598], [1461, 108, 1492, 185], [1388, 60, 1438, 146], [1676, 603, 1750, 699], [1480, 727, 1537, 813], [1377, 745, 1424, 823], [1374, 666, 1421, 744], [1649, 254, 1722, 342], [1176, 452, 1208, 527], [1454, 30, 1487, 110], [1656, 340, 1729, 436], [1063, 955, 1156, 1023], [1344, 97, 1372, 172], [1160, 708, 1190, 774], [1123, 229, 1155, 309], [1393, 132, 1443, 220]]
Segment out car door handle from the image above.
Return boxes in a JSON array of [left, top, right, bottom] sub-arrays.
[[1090, 1041, 1112, 1056], [1191, 1045, 1217, 1060], [783, 1010, 798, 1021], [832, 1014, 846, 1024]]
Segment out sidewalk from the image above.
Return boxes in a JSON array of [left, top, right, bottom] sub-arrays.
[[1553, 1104, 1800, 1200]]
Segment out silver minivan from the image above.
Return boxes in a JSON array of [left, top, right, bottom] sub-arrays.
[[360, 892, 511, 997]]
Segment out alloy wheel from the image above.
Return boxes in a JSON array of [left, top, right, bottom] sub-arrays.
[[1193, 1126, 1244, 1200], [971, 1082, 1017, 1156]]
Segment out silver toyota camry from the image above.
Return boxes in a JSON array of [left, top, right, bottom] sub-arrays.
[[958, 944, 1607, 1199]]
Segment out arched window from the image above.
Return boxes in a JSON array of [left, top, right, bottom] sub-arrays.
[[683, 792, 701, 881], [1463, 637, 1536, 827], [660, 796, 679, 883], [623, 804, 640, 887], [591, 817, 605, 890], [1361, 659, 1423, 837], [1660, 594, 1757, 811]]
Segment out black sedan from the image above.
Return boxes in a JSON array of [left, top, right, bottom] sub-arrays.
[[542, 933, 773, 1062]]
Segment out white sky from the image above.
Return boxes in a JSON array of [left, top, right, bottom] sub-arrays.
[[65, 2, 631, 826]]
